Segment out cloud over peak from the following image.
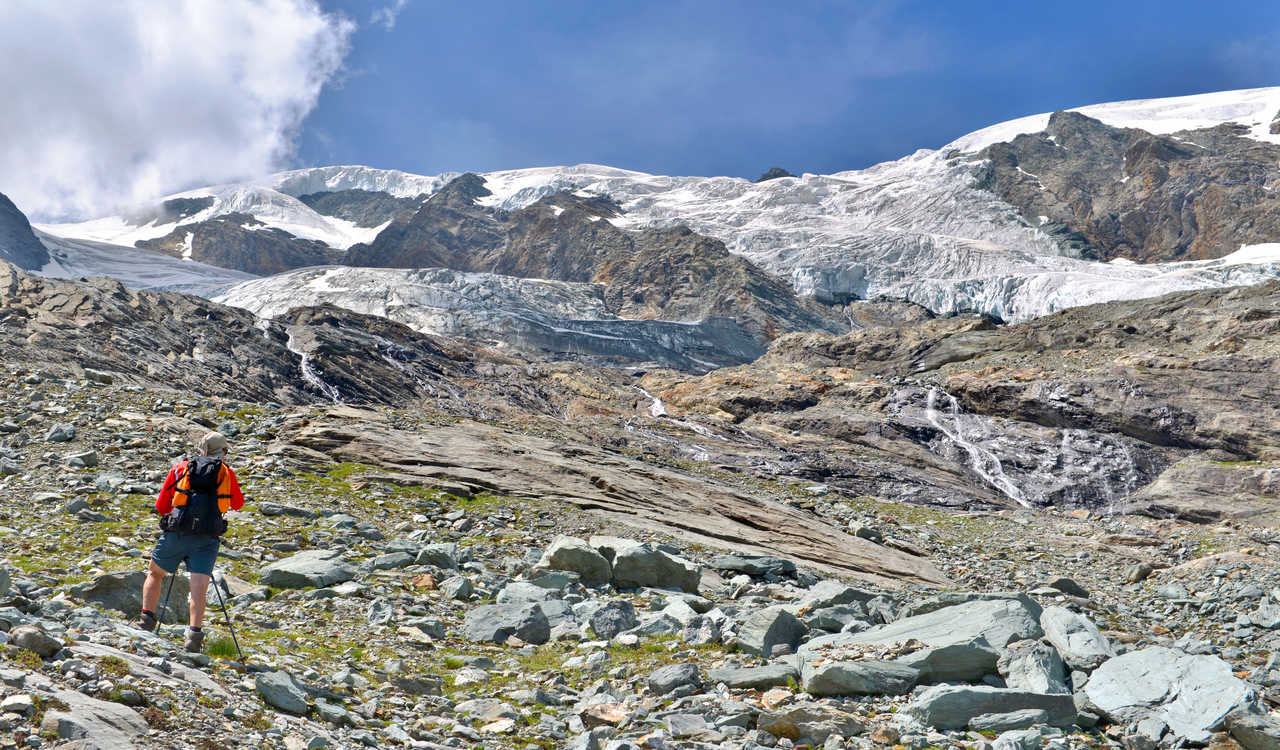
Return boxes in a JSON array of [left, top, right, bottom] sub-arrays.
[[0, 0, 354, 221]]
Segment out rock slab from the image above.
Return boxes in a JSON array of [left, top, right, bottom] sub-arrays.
[[463, 604, 551, 645], [1084, 646, 1255, 743], [905, 685, 1077, 730], [259, 550, 357, 589]]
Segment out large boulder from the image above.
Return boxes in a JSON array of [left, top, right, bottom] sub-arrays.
[[799, 579, 874, 611], [70, 570, 190, 622], [736, 606, 807, 657], [589, 600, 637, 639], [258, 549, 356, 589], [757, 703, 865, 743], [799, 596, 1039, 684], [1228, 708, 1280, 750], [533, 536, 611, 587], [255, 670, 309, 715], [463, 604, 550, 645], [496, 582, 558, 605], [708, 553, 796, 578], [904, 685, 1077, 730], [0, 565, 9, 598], [592, 537, 700, 593], [802, 659, 919, 696], [10, 626, 62, 657], [998, 640, 1070, 694], [1039, 606, 1112, 671], [40, 689, 148, 748], [707, 663, 799, 690], [1084, 647, 1256, 744]]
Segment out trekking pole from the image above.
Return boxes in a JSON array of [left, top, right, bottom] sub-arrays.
[[155, 571, 177, 631], [211, 572, 245, 662]]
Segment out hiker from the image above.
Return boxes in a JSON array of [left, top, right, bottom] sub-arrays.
[[139, 431, 244, 652]]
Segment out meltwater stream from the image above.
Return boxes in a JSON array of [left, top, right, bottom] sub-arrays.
[[925, 387, 1030, 507], [285, 329, 343, 404]]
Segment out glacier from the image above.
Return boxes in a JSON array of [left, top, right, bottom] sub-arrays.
[[32, 86, 1280, 325]]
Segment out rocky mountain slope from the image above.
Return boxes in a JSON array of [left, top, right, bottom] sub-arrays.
[[33, 88, 1280, 328], [0, 192, 48, 270], [976, 110, 1280, 262], [214, 266, 769, 372], [3, 264, 1280, 748], [343, 174, 841, 344]]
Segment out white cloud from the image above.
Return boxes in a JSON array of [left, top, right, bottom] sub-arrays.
[[0, 0, 354, 221], [370, 0, 409, 31]]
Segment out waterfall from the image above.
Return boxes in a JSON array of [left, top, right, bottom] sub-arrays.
[[925, 387, 1031, 508], [285, 330, 343, 404], [635, 387, 668, 418]]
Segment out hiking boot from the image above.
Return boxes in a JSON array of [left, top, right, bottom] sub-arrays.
[[184, 628, 205, 653], [138, 610, 158, 633]]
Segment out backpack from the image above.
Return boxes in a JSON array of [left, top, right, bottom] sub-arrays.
[[160, 456, 229, 536]]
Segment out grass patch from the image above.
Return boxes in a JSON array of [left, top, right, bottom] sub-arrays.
[[97, 655, 131, 677], [205, 636, 240, 659]]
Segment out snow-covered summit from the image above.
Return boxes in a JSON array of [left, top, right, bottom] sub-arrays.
[[944, 86, 1280, 153], [30, 86, 1280, 324]]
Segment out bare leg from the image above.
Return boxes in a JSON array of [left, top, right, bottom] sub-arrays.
[[188, 573, 210, 628], [141, 560, 169, 613]]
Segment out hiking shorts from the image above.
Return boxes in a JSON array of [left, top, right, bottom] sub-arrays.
[[151, 532, 221, 576]]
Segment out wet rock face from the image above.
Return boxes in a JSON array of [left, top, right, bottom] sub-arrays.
[[977, 110, 1280, 262], [0, 191, 48, 270], [344, 174, 843, 345], [135, 212, 338, 275]]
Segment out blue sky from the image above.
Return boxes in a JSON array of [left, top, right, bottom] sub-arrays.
[[301, 0, 1280, 179]]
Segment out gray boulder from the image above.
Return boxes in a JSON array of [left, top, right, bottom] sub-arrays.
[[40, 689, 148, 748], [259, 550, 356, 589], [415, 543, 459, 569], [895, 640, 1000, 684], [439, 576, 473, 601], [589, 600, 637, 639], [737, 606, 807, 656], [1084, 647, 1255, 743], [969, 709, 1051, 733], [904, 685, 1077, 730], [998, 640, 1070, 694], [496, 582, 557, 605], [602, 539, 700, 593], [1228, 708, 1280, 750], [10, 625, 61, 657], [1252, 604, 1280, 630], [256, 670, 309, 715], [648, 663, 702, 694], [534, 536, 611, 587], [463, 603, 550, 645], [757, 703, 865, 743], [0, 565, 9, 598], [802, 659, 919, 696], [70, 570, 190, 622], [803, 604, 866, 632], [707, 663, 799, 690], [899, 592, 1043, 620], [799, 579, 874, 610], [800, 597, 1040, 683], [45, 423, 76, 442], [367, 551, 413, 571], [1040, 606, 1112, 671], [708, 554, 796, 578]]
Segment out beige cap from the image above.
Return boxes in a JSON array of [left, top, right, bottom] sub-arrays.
[[198, 431, 229, 456]]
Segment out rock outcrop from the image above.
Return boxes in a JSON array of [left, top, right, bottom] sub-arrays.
[[136, 212, 339, 275], [0, 192, 48, 270], [977, 110, 1280, 262], [344, 174, 843, 345]]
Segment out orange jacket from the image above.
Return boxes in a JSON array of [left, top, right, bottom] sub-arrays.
[[155, 459, 244, 515]]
